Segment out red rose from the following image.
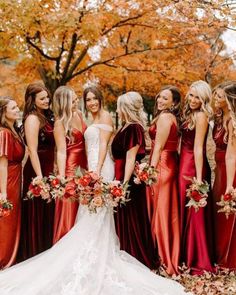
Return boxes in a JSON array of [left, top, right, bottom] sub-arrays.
[[139, 171, 149, 182], [110, 186, 123, 198], [223, 193, 232, 201], [78, 175, 91, 187], [51, 178, 60, 187], [29, 183, 42, 197], [64, 180, 77, 199], [191, 190, 203, 202]]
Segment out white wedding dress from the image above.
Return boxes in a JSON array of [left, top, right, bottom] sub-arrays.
[[0, 124, 189, 295]]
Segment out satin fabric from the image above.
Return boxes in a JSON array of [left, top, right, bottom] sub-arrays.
[[178, 124, 214, 274], [0, 128, 25, 268], [147, 123, 180, 275], [213, 124, 236, 269], [17, 121, 55, 261], [53, 126, 87, 244], [112, 124, 157, 269]]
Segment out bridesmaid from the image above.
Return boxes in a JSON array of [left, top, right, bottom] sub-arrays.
[[212, 81, 236, 269], [178, 80, 214, 274], [112, 91, 157, 269], [83, 86, 113, 176], [146, 86, 181, 275], [0, 96, 25, 268], [53, 86, 87, 243], [17, 82, 55, 261]]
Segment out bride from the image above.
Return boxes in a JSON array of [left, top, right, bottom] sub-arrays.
[[0, 86, 189, 295]]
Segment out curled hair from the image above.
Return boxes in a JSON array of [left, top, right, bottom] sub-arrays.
[[83, 86, 103, 115], [181, 80, 213, 129], [53, 86, 75, 138], [213, 81, 236, 140], [23, 82, 52, 127], [152, 85, 181, 125], [117, 91, 147, 129], [0, 96, 15, 129]]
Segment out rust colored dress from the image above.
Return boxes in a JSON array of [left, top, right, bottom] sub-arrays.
[[18, 120, 55, 261], [146, 122, 180, 275], [53, 124, 87, 244], [0, 128, 25, 268], [178, 123, 214, 274], [112, 123, 157, 269], [213, 122, 236, 269]]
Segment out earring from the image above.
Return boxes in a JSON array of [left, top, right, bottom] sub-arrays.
[[170, 104, 175, 112]]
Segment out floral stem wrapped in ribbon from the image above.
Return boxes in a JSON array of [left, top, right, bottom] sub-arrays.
[[26, 176, 51, 203], [185, 177, 210, 212], [0, 198, 13, 218], [133, 162, 158, 186], [217, 188, 236, 218]]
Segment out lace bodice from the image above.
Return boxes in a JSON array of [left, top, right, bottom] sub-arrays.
[[84, 124, 114, 181]]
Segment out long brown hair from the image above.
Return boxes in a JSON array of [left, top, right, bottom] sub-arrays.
[[23, 82, 52, 127], [0, 96, 19, 132]]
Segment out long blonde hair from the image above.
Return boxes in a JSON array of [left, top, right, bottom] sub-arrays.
[[213, 81, 236, 139], [181, 80, 213, 129], [117, 91, 147, 129], [53, 86, 75, 137]]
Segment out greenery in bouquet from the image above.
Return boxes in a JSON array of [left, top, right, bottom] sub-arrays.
[[48, 174, 69, 200]]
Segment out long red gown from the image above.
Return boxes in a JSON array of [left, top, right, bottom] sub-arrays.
[[213, 123, 236, 269], [0, 128, 25, 268], [53, 125, 87, 244], [17, 120, 55, 261], [178, 124, 214, 274], [146, 122, 180, 275], [112, 123, 157, 269]]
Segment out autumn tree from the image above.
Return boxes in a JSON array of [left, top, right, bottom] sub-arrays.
[[0, 0, 235, 104]]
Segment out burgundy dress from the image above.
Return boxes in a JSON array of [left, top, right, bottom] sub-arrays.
[[112, 123, 157, 269], [213, 123, 236, 269], [18, 120, 55, 261], [53, 125, 87, 244], [0, 128, 25, 268], [146, 122, 180, 275], [178, 123, 214, 274]]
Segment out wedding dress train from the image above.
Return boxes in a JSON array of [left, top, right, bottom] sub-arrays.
[[0, 124, 189, 295]]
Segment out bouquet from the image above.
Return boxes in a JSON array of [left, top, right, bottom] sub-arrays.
[[74, 167, 129, 213], [26, 176, 51, 202], [48, 174, 69, 200], [133, 162, 158, 186], [217, 188, 236, 218], [185, 177, 209, 212], [102, 180, 130, 210], [0, 198, 13, 218]]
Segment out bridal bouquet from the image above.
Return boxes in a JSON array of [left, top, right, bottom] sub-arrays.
[[185, 177, 209, 212], [48, 174, 69, 199], [26, 176, 51, 202], [217, 188, 236, 218], [0, 198, 13, 218], [74, 167, 129, 213], [133, 162, 158, 186]]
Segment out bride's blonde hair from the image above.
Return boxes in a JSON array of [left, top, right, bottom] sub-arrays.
[[181, 80, 213, 129], [117, 91, 147, 129], [53, 86, 75, 137]]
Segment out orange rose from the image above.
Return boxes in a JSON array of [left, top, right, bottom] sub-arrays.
[[139, 171, 149, 182], [80, 197, 89, 205]]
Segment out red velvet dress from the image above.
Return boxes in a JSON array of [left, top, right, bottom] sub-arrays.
[[112, 123, 157, 269], [146, 122, 180, 275], [53, 125, 87, 244], [213, 123, 236, 269], [0, 128, 25, 268], [178, 124, 214, 274], [18, 120, 55, 261]]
